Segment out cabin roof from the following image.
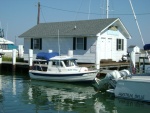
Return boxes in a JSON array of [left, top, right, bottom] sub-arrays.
[[19, 18, 131, 39]]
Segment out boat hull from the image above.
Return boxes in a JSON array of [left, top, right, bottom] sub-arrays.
[[29, 70, 97, 82], [114, 76, 150, 102]]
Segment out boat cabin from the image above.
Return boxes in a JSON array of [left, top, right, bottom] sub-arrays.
[[48, 56, 78, 68], [34, 52, 88, 73]]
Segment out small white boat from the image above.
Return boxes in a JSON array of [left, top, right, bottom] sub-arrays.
[[0, 28, 17, 53], [29, 52, 98, 82], [93, 42, 150, 102], [107, 74, 150, 102], [94, 69, 150, 102]]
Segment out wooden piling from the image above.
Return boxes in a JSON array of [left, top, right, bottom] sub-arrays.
[[12, 49, 16, 72], [29, 49, 33, 70]]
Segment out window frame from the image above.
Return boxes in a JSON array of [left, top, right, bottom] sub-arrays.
[[76, 37, 84, 50], [116, 39, 124, 51], [73, 37, 87, 50], [31, 38, 42, 50]]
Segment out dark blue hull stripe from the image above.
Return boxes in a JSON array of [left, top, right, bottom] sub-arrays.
[[30, 72, 94, 77]]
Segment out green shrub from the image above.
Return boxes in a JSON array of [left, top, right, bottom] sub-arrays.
[[2, 56, 24, 62]]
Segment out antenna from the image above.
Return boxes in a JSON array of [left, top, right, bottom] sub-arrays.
[[88, 0, 91, 20], [37, 1, 40, 24], [129, 0, 150, 62], [58, 29, 60, 55], [129, 0, 145, 45], [106, 0, 109, 18]]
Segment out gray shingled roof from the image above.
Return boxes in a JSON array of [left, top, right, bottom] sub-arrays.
[[19, 18, 118, 38]]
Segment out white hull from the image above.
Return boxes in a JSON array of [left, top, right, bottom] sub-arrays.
[[113, 75, 150, 102], [29, 70, 97, 82]]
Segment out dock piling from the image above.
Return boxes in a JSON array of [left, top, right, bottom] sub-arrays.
[[29, 49, 33, 70], [12, 49, 17, 71]]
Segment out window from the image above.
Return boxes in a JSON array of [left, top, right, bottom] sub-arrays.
[[64, 60, 77, 67], [31, 38, 42, 50], [0, 44, 7, 50], [116, 39, 124, 50], [77, 38, 84, 50], [52, 61, 63, 67], [73, 37, 87, 50]]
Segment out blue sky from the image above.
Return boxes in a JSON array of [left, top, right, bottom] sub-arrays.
[[0, 0, 150, 48]]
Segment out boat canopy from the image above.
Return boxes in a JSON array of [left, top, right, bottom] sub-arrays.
[[50, 56, 77, 61], [36, 52, 59, 61], [144, 44, 150, 50]]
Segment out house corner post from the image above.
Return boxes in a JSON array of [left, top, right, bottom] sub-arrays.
[[96, 35, 101, 70], [29, 49, 33, 70]]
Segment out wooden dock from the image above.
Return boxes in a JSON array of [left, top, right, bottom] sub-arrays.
[[0, 61, 130, 74]]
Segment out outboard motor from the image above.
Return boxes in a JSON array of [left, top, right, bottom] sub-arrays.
[[119, 69, 131, 79], [93, 70, 122, 92]]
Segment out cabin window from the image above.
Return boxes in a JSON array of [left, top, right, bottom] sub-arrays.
[[73, 37, 87, 50], [31, 38, 42, 50], [0, 44, 7, 50], [64, 60, 76, 67], [52, 61, 63, 67], [116, 39, 124, 50]]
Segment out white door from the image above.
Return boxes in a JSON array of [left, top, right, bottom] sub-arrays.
[[100, 38, 106, 59], [107, 38, 112, 59]]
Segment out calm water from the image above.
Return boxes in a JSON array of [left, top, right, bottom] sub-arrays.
[[0, 72, 149, 113]]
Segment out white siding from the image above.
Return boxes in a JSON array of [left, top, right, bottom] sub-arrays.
[[24, 37, 97, 63], [74, 37, 97, 63], [24, 38, 30, 54], [23, 23, 129, 63], [100, 30, 127, 62]]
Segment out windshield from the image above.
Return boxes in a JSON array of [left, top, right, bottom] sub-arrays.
[[64, 59, 78, 67]]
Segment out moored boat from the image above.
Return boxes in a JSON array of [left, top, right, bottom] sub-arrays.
[[29, 52, 98, 82], [93, 43, 150, 102]]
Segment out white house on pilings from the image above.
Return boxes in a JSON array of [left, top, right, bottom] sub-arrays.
[[19, 18, 131, 65]]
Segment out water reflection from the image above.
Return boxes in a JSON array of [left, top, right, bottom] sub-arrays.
[[0, 74, 149, 113], [30, 80, 96, 112]]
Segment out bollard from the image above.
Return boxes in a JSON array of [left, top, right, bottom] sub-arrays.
[[68, 50, 73, 57], [29, 49, 33, 70], [18, 45, 24, 58], [48, 49, 53, 53], [12, 49, 16, 72]]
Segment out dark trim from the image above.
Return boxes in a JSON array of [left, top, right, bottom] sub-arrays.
[[31, 72, 89, 77], [31, 38, 33, 49], [122, 39, 124, 50], [73, 37, 76, 50], [116, 39, 118, 50], [40, 38, 42, 50], [84, 37, 87, 50]]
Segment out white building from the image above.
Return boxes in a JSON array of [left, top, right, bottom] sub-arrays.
[[19, 18, 131, 64]]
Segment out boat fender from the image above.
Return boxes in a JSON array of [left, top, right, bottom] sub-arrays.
[[80, 67, 88, 72]]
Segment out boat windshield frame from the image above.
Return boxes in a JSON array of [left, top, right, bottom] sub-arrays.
[[48, 58, 78, 68], [63, 59, 78, 67]]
